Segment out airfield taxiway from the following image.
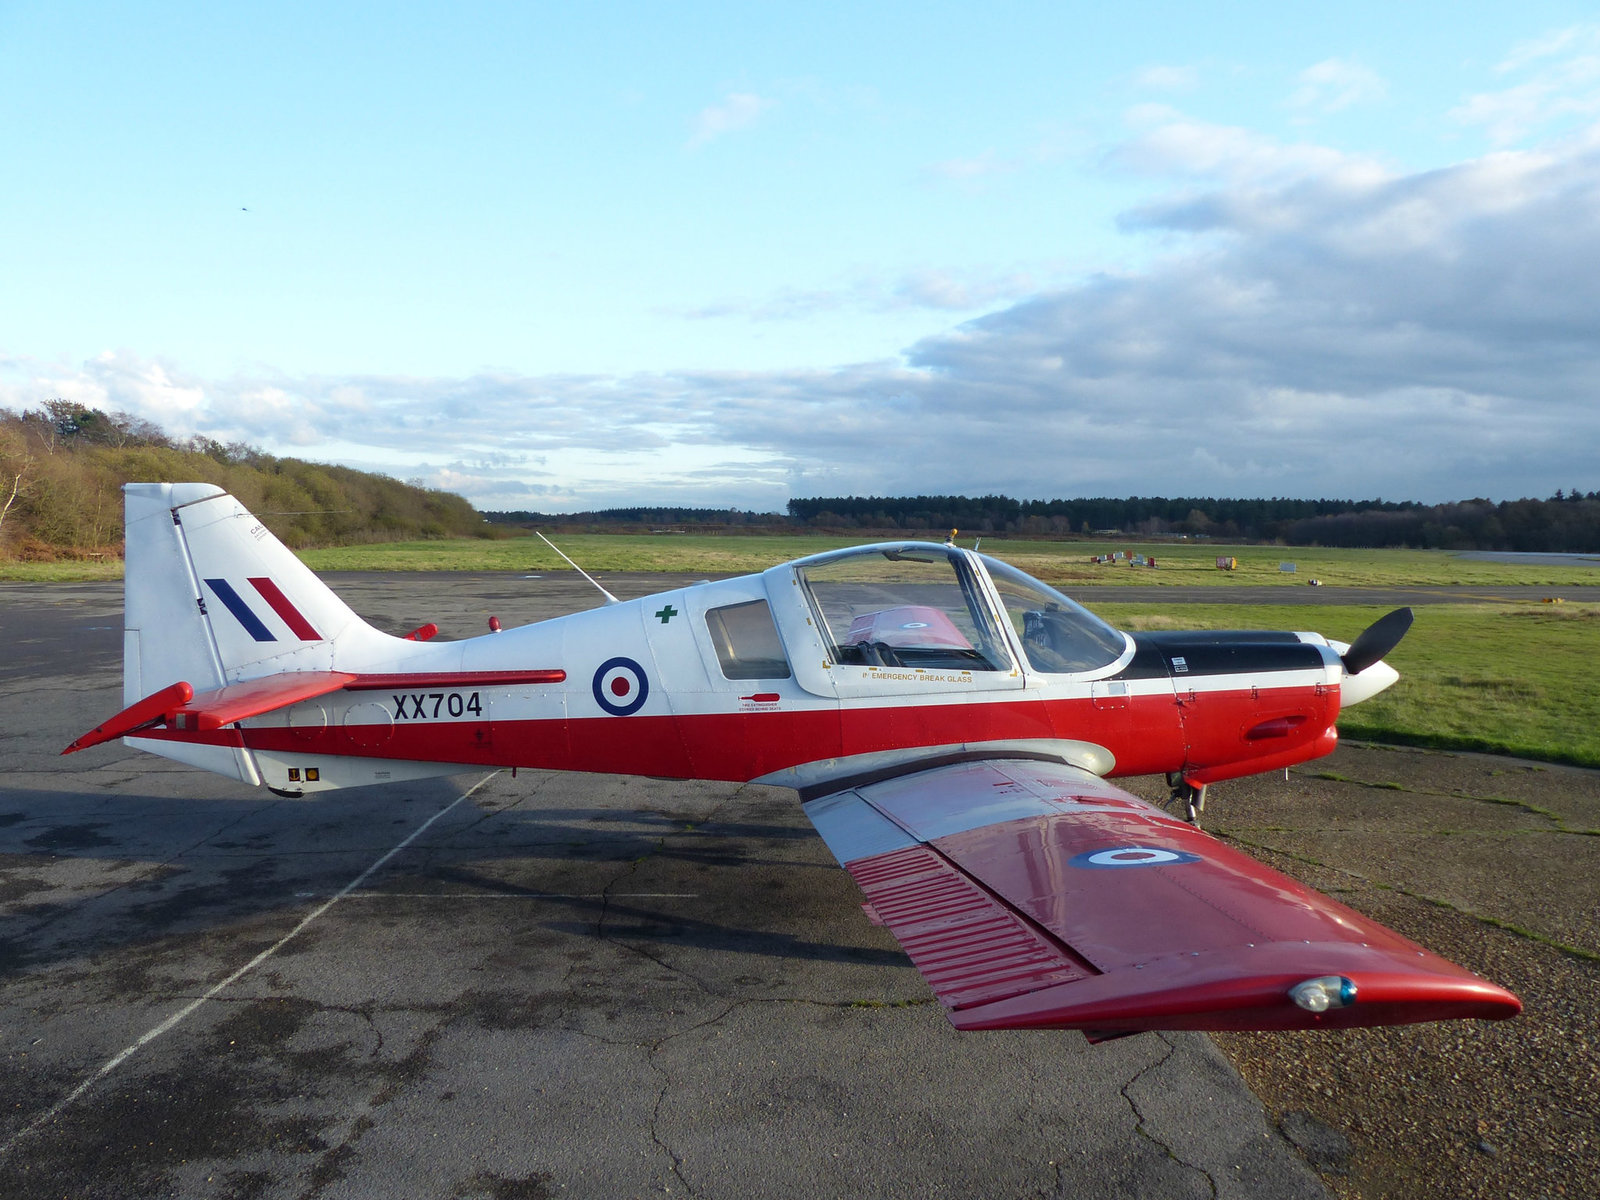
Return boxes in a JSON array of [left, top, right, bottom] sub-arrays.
[[2, 572, 1594, 1199]]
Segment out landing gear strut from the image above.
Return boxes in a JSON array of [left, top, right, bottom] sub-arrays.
[[1166, 774, 1207, 825]]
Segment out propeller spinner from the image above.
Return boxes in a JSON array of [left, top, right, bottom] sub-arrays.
[[1342, 607, 1414, 676], [1332, 607, 1412, 708]]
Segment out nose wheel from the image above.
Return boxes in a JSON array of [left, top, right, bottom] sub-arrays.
[[1166, 775, 1207, 825]]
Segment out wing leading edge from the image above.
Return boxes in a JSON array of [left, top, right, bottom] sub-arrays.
[[803, 758, 1520, 1036]]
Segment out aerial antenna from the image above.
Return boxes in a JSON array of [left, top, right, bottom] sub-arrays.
[[536, 531, 620, 604]]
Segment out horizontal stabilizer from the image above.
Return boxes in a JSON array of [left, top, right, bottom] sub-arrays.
[[65, 668, 568, 754], [172, 671, 358, 732], [63, 681, 197, 753]]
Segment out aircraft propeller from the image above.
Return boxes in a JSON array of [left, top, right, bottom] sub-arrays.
[[1341, 607, 1413, 676]]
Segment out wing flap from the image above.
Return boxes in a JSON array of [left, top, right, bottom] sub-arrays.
[[806, 757, 1521, 1033]]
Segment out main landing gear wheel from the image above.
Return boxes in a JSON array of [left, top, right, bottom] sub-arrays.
[[1165, 774, 1207, 826]]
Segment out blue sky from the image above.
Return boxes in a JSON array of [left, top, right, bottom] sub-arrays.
[[4, 3, 1599, 510]]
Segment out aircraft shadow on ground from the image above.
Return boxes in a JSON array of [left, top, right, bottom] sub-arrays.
[[0, 778, 901, 981]]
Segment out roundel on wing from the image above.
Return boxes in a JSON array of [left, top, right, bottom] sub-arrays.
[[1070, 846, 1201, 869], [592, 656, 650, 716]]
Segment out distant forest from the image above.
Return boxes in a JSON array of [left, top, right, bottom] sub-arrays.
[[489, 491, 1600, 552], [6, 402, 1596, 557], [0, 402, 487, 560]]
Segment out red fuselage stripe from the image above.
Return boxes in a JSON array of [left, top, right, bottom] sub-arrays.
[[145, 685, 1340, 785]]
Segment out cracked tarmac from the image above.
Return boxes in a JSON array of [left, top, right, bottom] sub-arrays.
[[0, 575, 1343, 1198]]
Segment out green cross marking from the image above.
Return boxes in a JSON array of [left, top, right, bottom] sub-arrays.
[[655, 604, 679, 625]]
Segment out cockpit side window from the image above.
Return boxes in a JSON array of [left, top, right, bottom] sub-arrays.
[[705, 599, 792, 680], [796, 546, 1009, 671], [982, 555, 1128, 674]]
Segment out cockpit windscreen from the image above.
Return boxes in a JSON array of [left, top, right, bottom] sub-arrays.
[[981, 555, 1129, 674]]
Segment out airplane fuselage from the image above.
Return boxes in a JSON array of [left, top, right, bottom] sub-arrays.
[[121, 546, 1349, 799]]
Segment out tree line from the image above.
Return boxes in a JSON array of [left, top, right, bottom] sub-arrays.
[[784, 493, 1600, 551], [494, 492, 1600, 552], [484, 506, 777, 529], [0, 402, 488, 560], [9, 403, 1595, 556]]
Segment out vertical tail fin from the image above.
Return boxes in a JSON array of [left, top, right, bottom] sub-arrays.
[[121, 483, 387, 783]]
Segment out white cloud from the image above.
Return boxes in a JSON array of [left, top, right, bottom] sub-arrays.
[[687, 91, 773, 149], [1495, 23, 1600, 74], [924, 124, 1081, 191], [76, 350, 207, 418], [1112, 106, 1372, 186], [1131, 65, 1199, 92], [892, 269, 1038, 311], [1288, 58, 1387, 115], [927, 149, 1020, 182], [678, 266, 1042, 321], [1454, 24, 1600, 145]]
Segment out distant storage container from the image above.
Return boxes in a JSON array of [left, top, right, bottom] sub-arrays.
[[1215, 556, 1237, 571]]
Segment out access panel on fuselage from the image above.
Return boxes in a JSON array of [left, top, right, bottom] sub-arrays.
[[1137, 633, 1340, 780]]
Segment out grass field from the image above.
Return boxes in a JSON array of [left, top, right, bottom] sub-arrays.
[[290, 533, 1600, 589], [8, 532, 1599, 588], [1089, 601, 1600, 770]]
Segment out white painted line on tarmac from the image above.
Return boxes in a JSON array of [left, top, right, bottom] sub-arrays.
[[0, 772, 499, 1158], [294, 890, 701, 899]]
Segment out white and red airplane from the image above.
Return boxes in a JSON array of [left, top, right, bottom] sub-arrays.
[[67, 483, 1520, 1039]]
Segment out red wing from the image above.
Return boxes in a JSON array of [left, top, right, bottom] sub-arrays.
[[803, 758, 1520, 1035]]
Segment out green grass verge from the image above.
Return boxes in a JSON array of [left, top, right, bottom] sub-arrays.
[[287, 534, 1600, 590], [1090, 600, 1600, 770], [0, 559, 124, 582], [9, 532, 1599, 589]]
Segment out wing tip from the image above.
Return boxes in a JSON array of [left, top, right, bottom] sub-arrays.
[[947, 947, 1523, 1036]]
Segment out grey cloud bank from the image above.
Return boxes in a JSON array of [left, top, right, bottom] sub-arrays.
[[7, 122, 1599, 513]]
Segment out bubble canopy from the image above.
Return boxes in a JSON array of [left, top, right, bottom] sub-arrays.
[[790, 543, 1128, 676]]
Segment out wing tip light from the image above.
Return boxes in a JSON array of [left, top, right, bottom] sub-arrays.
[[948, 945, 1521, 1034]]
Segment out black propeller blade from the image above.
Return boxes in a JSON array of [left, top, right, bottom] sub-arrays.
[[1342, 607, 1413, 676]]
